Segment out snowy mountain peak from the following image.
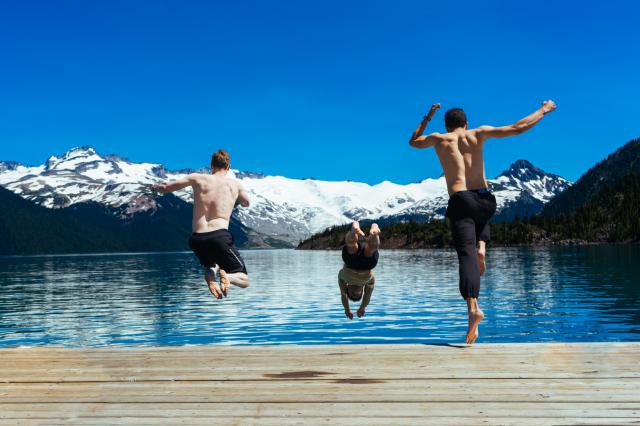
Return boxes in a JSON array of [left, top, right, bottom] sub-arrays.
[[45, 146, 102, 172], [68, 145, 96, 156], [492, 160, 571, 207], [53, 145, 97, 161], [500, 159, 557, 182], [0, 161, 22, 172], [235, 171, 266, 180], [104, 153, 132, 163]]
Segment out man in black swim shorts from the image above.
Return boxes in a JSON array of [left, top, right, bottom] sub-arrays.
[[409, 100, 557, 343], [153, 150, 250, 299], [338, 221, 380, 319]]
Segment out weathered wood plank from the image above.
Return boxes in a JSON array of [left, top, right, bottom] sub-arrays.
[[3, 371, 636, 382], [1, 379, 640, 403], [3, 343, 638, 382], [2, 342, 638, 357], [1, 402, 639, 418], [3, 364, 637, 382], [2, 417, 639, 426]]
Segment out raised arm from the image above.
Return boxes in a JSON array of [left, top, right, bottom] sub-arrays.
[[357, 284, 374, 318], [475, 100, 557, 141], [409, 103, 446, 149], [338, 279, 353, 320], [152, 174, 196, 193], [235, 183, 250, 208]]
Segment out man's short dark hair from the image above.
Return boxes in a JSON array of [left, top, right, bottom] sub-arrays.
[[347, 286, 363, 302], [211, 149, 230, 170], [444, 108, 467, 131]]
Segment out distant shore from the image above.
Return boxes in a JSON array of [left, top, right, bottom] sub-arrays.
[[296, 238, 610, 250]]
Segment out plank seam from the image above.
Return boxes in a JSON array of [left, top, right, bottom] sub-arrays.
[[2, 376, 639, 384], [2, 401, 639, 404]]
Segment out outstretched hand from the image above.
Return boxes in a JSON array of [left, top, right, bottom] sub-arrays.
[[425, 103, 441, 119], [151, 183, 166, 193], [345, 309, 354, 320], [541, 100, 557, 114], [357, 306, 366, 318]]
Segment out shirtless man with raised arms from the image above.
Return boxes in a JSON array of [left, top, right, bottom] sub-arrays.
[[153, 149, 250, 299], [409, 100, 557, 344]]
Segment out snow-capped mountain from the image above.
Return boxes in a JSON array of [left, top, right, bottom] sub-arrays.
[[0, 147, 571, 244], [490, 159, 572, 221]]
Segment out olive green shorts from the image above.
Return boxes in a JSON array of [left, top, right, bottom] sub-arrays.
[[338, 267, 375, 288]]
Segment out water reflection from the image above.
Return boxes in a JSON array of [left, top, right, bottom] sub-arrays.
[[0, 245, 639, 346]]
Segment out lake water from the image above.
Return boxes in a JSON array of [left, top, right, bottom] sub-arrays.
[[1, 246, 639, 346]]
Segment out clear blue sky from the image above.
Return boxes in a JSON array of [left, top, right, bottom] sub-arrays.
[[1, 0, 639, 183]]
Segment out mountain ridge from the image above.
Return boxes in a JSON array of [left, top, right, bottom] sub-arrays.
[[542, 138, 640, 216], [0, 146, 571, 247]]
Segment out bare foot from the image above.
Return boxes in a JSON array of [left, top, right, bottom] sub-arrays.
[[369, 223, 381, 236], [466, 309, 484, 345], [205, 274, 222, 300], [467, 327, 479, 344], [219, 269, 230, 297], [352, 221, 365, 238], [477, 249, 486, 277]]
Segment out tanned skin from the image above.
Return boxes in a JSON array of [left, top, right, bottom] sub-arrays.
[[153, 165, 251, 299], [409, 100, 557, 344]]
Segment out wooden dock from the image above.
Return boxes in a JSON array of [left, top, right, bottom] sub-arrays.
[[1, 343, 639, 425]]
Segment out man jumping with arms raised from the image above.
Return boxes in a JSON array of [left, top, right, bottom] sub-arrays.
[[153, 149, 250, 299], [409, 100, 557, 344]]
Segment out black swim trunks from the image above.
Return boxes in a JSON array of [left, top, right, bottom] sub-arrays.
[[188, 229, 247, 274], [342, 242, 379, 271], [445, 189, 497, 299]]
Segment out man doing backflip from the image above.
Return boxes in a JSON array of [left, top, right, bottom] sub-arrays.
[[338, 221, 381, 319], [409, 100, 557, 343]]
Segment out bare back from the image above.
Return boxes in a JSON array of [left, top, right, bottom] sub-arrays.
[[412, 101, 556, 195], [433, 129, 488, 195], [190, 174, 242, 233]]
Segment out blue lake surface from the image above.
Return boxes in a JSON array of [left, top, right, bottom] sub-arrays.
[[1, 246, 639, 346]]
